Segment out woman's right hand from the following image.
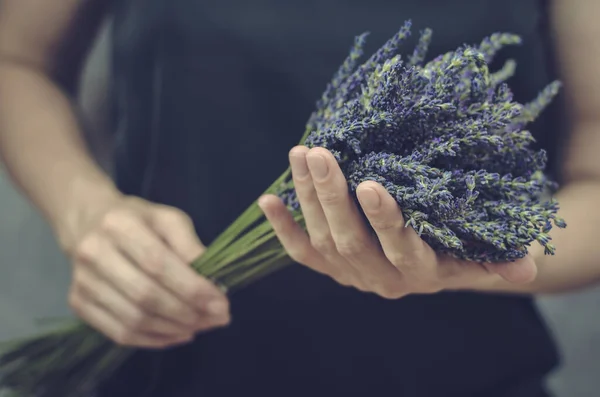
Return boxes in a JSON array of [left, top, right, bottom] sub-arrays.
[[65, 195, 230, 349]]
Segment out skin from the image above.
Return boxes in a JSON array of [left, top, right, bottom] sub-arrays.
[[0, 0, 599, 350]]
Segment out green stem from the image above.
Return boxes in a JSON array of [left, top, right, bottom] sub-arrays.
[[200, 210, 305, 280], [192, 168, 292, 268], [224, 252, 294, 291]]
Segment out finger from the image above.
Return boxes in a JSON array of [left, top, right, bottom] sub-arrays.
[[291, 147, 372, 286], [258, 194, 332, 276], [289, 147, 337, 253], [304, 148, 368, 238], [356, 181, 493, 290], [304, 148, 369, 238], [148, 206, 206, 263], [356, 181, 431, 267], [482, 256, 538, 284], [74, 265, 194, 338], [70, 291, 192, 349], [79, 235, 228, 328], [305, 148, 401, 279], [101, 214, 228, 314]]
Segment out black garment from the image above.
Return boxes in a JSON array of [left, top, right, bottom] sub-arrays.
[[103, 0, 565, 396]]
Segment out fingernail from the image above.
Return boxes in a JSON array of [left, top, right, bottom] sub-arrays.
[[307, 154, 329, 180], [206, 300, 227, 316], [290, 153, 309, 178], [358, 187, 381, 210]]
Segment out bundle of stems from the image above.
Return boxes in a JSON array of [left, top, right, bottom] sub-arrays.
[[0, 134, 311, 397], [0, 165, 302, 397]]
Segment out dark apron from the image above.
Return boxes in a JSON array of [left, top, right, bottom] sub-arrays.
[[104, 0, 563, 395]]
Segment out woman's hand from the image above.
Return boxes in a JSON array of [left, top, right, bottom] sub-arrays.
[[259, 146, 538, 299], [66, 195, 230, 349]]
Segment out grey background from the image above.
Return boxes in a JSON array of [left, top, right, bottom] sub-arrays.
[[1, 21, 599, 397]]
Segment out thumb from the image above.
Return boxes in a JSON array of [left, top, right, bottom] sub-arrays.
[[147, 205, 206, 263], [483, 255, 538, 285]]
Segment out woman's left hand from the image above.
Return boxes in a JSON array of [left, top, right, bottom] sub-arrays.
[[258, 146, 538, 299]]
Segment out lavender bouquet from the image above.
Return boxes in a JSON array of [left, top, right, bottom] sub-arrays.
[[0, 20, 565, 397]]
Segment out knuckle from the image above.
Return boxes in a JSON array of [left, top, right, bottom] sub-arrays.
[[170, 310, 196, 328], [132, 287, 158, 310], [141, 248, 167, 276], [67, 289, 83, 312], [100, 209, 128, 234], [370, 218, 401, 231], [336, 273, 361, 289], [387, 252, 410, 268], [311, 236, 336, 256], [287, 246, 311, 264], [70, 269, 84, 289], [125, 311, 148, 331], [182, 286, 204, 305], [113, 329, 135, 346], [158, 207, 193, 227], [71, 273, 95, 300], [335, 237, 366, 258], [185, 311, 204, 327], [317, 191, 342, 205], [74, 280, 92, 300], [73, 235, 101, 263]]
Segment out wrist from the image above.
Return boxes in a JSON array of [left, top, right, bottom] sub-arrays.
[[52, 173, 123, 253]]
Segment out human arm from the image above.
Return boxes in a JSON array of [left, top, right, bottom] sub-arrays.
[[479, 0, 600, 294], [0, 0, 117, 249], [0, 0, 229, 347]]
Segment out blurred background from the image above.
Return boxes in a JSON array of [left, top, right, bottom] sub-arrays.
[[1, 18, 599, 397]]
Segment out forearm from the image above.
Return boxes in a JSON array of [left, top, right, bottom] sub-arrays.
[[478, 180, 600, 295], [0, 62, 121, 250]]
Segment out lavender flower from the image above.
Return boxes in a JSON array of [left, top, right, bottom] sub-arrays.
[[282, 21, 566, 263]]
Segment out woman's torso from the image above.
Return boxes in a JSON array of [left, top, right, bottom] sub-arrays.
[[103, 0, 562, 396]]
